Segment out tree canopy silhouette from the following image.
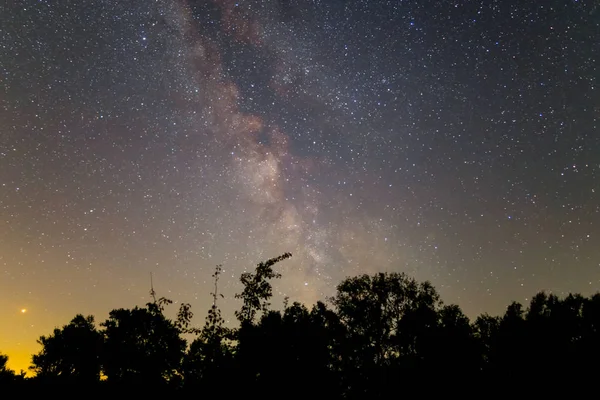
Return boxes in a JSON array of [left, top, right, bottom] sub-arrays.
[[0, 353, 23, 385], [100, 300, 186, 387], [30, 314, 102, 384], [6, 253, 600, 395]]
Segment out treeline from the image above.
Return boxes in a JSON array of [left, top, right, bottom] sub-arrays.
[[2, 253, 600, 396]]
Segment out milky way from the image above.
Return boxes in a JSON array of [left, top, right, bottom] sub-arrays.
[[0, 0, 598, 371]]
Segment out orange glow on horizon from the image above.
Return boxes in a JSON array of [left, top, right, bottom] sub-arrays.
[[4, 348, 33, 376]]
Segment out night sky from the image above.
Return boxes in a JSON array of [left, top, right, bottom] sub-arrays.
[[1, 0, 598, 372]]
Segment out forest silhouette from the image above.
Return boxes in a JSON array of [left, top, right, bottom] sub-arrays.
[[2, 252, 599, 396]]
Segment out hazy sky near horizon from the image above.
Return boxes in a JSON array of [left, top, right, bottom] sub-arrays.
[[1, 0, 598, 372]]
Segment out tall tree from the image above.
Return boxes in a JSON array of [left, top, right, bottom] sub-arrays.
[[331, 272, 442, 397], [184, 265, 233, 391], [231, 301, 340, 398], [203, 265, 228, 342], [581, 293, 600, 368], [493, 301, 527, 380], [101, 301, 186, 387], [30, 314, 103, 383], [332, 272, 442, 368], [473, 313, 501, 372], [433, 304, 480, 375]]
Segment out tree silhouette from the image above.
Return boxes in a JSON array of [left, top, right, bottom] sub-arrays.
[[100, 303, 186, 387], [232, 300, 341, 398], [30, 314, 103, 384], [523, 291, 587, 381], [0, 352, 22, 385], [581, 293, 600, 362], [183, 265, 233, 393], [203, 265, 229, 342], [9, 263, 600, 394], [332, 273, 442, 364], [330, 272, 443, 396], [473, 313, 501, 372], [234, 252, 292, 324], [432, 304, 480, 376], [495, 301, 527, 378]]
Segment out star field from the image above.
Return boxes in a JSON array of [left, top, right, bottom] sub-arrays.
[[1, 0, 599, 372]]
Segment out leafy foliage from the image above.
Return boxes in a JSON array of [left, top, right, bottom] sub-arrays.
[[0, 353, 22, 384], [234, 252, 292, 324], [183, 265, 233, 390], [100, 303, 186, 386], [30, 314, 103, 383], [331, 273, 441, 369], [203, 265, 228, 341]]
